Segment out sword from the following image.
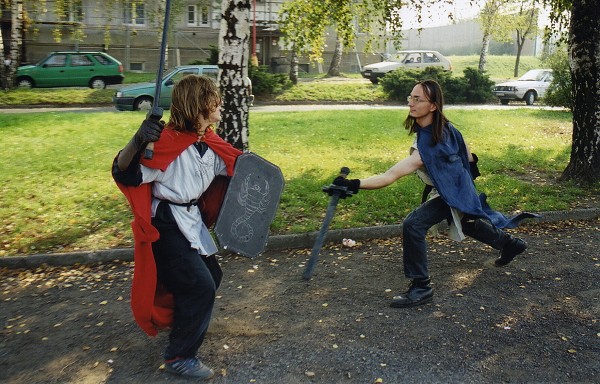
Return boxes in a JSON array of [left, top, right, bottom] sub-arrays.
[[302, 167, 354, 280], [144, 0, 172, 160]]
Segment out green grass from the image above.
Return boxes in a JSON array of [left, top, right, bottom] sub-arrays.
[[448, 55, 542, 82], [1, 108, 595, 257]]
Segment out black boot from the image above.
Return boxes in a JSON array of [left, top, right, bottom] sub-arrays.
[[390, 278, 433, 308], [495, 236, 527, 267]]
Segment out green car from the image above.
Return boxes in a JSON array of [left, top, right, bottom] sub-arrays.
[[113, 65, 219, 111], [16, 51, 125, 89]]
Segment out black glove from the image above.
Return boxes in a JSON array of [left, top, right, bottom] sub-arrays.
[[133, 118, 165, 149], [333, 176, 360, 194], [469, 153, 481, 180]]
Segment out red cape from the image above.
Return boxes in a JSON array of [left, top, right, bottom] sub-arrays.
[[115, 127, 241, 336]]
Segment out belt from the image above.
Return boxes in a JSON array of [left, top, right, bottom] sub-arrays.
[[158, 198, 200, 212]]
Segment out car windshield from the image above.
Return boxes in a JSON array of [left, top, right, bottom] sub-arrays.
[[151, 67, 179, 83], [519, 70, 547, 81]]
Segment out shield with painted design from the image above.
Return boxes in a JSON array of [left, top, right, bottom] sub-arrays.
[[214, 152, 284, 258]]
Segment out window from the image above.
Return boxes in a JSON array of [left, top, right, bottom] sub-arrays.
[[71, 55, 93, 66], [44, 54, 67, 67], [187, 4, 210, 27], [124, 1, 145, 26], [202, 67, 218, 79], [92, 54, 113, 65]]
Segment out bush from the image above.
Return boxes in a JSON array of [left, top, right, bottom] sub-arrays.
[[541, 46, 572, 110], [249, 65, 292, 96], [380, 67, 493, 104], [462, 67, 495, 103]]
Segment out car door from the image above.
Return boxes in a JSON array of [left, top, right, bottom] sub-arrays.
[[536, 71, 553, 98], [37, 53, 68, 87], [402, 52, 423, 70], [68, 54, 96, 86], [159, 67, 200, 108]]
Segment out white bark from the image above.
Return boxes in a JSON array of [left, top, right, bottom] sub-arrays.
[[217, 0, 251, 151]]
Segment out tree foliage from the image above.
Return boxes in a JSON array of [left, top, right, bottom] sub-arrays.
[[278, 0, 455, 63]]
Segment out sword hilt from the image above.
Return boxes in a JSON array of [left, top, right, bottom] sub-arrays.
[[143, 106, 164, 160], [323, 166, 353, 198]]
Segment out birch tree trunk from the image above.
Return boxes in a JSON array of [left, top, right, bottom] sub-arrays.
[[218, 0, 251, 151], [6, 0, 22, 90], [560, 0, 600, 185], [326, 35, 343, 77], [289, 47, 298, 85], [478, 33, 490, 72]]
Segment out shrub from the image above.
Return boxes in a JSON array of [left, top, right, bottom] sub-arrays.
[[249, 65, 292, 96], [541, 46, 572, 110], [380, 67, 493, 104], [188, 45, 219, 65], [462, 67, 495, 103]]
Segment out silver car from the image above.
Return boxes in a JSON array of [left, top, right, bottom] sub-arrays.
[[360, 50, 452, 84], [493, 69, 554, 105]]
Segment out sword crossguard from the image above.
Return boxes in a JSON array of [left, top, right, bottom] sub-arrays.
[[323, 184, 354, 198]]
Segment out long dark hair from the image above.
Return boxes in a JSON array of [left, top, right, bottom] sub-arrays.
[[403, 79, 449, 144]]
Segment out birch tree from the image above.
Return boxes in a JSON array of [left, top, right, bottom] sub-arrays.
[[217, 0, 251, 151]]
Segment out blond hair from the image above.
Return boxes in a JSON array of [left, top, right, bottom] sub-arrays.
[[169, 75, 222, 133]]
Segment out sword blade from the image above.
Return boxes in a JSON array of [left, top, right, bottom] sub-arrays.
[[144, 0, 172, 160], [302, 193, 341, 280]]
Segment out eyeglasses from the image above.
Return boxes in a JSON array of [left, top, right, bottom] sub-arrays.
[[406, 95, 430, 103]]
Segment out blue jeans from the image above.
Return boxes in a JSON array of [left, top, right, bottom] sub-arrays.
[[402, 197, 510, 280], [152, 203, 222, 360]]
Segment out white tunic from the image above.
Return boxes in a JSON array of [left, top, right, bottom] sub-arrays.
[[140, 144, 228, 255]]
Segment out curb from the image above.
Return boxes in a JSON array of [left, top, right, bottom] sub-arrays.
[[1, 208, 598, 270]]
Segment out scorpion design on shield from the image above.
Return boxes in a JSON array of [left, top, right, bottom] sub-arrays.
[[231, 174, 271, 242]]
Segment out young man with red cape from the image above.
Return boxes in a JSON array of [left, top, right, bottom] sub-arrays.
[[112, 75, 241, 380]]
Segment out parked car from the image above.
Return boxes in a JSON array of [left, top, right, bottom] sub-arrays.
[[16, 51, 124, 89], [113, 65, 219, 111], [493, 69, 554, 105], [360, 50, 452, 84]]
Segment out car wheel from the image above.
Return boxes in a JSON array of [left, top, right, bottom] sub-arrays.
[[134, 96, 153, 111], [500, 99, 510, 105], [370, 78, 379, 85], [524, 91, 536, 105], [90, 78, 107, 89], [17, 77, 34, 88]]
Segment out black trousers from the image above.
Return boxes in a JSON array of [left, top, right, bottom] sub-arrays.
[[151, 203, 222, 360], [402, 197, 511, 280]]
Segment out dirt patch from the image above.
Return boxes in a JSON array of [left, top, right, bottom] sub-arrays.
[[1, 219, 599, 383]]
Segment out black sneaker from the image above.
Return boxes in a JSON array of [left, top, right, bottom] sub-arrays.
[[495, 236, 527, 267], [165, 357, 214, 380], [390, 279, 433, 308]]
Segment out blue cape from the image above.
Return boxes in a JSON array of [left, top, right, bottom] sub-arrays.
[[416, 122, 539, 229]]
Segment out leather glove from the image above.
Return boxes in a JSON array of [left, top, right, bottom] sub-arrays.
[[333, 176, 360, 194], [116, 119, 164, 171], [469, 153, 481, 180], [133, 118, 165, 150]]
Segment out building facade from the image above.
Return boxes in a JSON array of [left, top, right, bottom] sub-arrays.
[[14, 0, 539, 75]]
